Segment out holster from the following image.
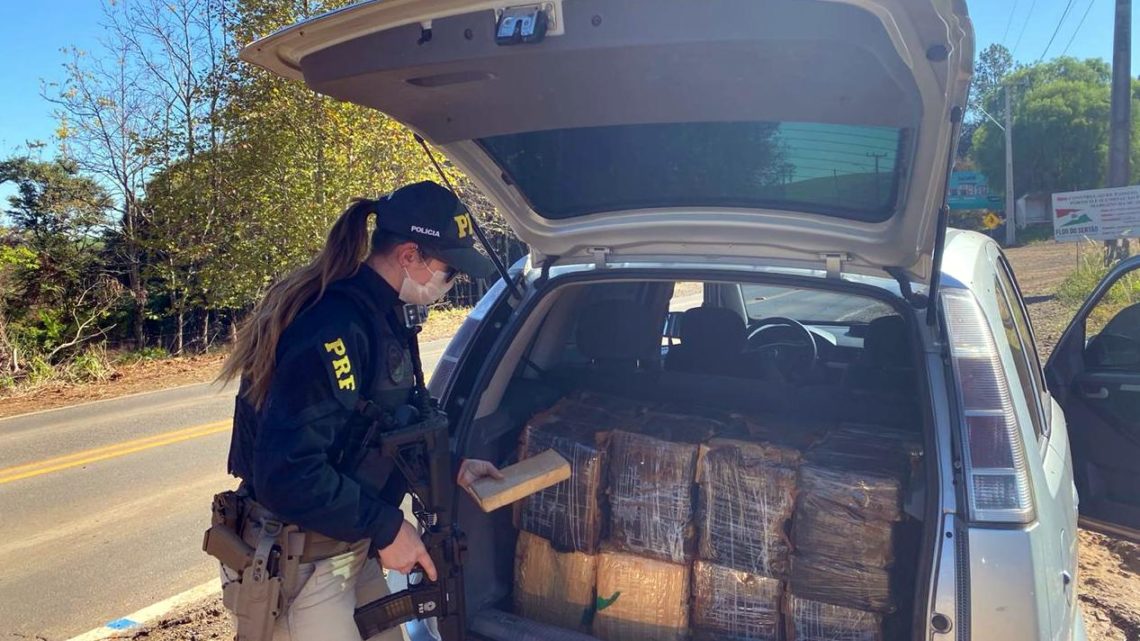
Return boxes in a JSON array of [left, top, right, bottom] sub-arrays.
[[204, 491, 308, 641]]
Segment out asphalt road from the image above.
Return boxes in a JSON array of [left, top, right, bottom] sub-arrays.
[[0, 339, 449, 641]]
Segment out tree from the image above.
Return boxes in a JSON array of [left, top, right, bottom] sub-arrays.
[[971, 58, 1118, 198], [0, 156, 123, 364], [45, 4, 164, 348], [968, 44, 1015, 119]]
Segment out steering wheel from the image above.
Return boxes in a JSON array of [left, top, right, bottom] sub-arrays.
[[745, 316, 819, 382]]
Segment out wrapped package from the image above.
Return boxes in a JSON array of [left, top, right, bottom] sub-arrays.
[[607, 429, 699, 563], [697, 439, 799, 578], [796, 464, 903, 524], [789, 554, 894, 613], [514, 531, 597, 632], [692, 560, 783, 641], [792, 505, 895, 568], [805, 424, 921, 479], [517, 413, 612, 553], [548, 392, 646, 427], [593, 550, 690, 641], [786, 594, 883, 641], [636, 410, 725, 444]]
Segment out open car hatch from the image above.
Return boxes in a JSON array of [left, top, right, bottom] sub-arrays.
[[242, 0, 974, 287]]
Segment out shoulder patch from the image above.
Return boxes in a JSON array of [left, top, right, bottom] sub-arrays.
[[386, 341, 409, 385], [323, 337, 357, 392]]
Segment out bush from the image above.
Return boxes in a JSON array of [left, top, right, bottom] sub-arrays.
[[113, 346, 170, 365], [1057, 242, 1140, 335], [68, 344, 114, 383]]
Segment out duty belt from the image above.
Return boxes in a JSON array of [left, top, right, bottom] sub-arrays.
[[240, 499, 355, 564]]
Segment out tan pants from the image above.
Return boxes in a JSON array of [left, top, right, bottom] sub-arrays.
[[220, 540, 408, 641]]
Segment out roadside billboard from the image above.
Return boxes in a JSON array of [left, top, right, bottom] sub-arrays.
[[1052, 185, 1140, 242], [948, 171, 1004, 210]]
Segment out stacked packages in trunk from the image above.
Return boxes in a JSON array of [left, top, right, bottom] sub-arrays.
[[691, 560, 783, 641], [786, 594, 884, 641], [606, 427, 701, 564], [515, 392, 644, 553], [593, 549, 691, 641], [696, 438, 800, 578], [788, 425, 920, 635], [514, 531, 597, 632], [512, 396, 921, 641]]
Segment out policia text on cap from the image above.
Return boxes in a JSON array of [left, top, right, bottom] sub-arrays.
[[206, 181, 504, 641]]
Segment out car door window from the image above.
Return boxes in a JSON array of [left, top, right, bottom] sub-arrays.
[[994, 261, 1049, 439], [1082, 270, 1140, 372]]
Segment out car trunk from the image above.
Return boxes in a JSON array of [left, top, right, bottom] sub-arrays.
[[449, 272, 937, 641]]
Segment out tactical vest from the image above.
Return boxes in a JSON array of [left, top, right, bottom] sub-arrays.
[[227, 273, 416, 500]]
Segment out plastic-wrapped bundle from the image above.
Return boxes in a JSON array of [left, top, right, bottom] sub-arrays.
[[636, 410, 725, 444], [514, 532, 597, 632], [786, 594, 883, 641], [796, 464, 903, 524], [697, 439, 799, 578], [517, 414, 611, 554], [792, 505, 895, 568], [805, 424, 921, 478], [607, 430, 699, 563], [691, 560, 783, 641], [789, 554, 894, 613], [593, 550, 690, 641]]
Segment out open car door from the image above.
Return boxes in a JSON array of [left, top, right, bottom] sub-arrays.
[[1046, 255, 1140, 542]]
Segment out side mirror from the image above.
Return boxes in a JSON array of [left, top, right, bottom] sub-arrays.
[[663, 311, 684, 341]]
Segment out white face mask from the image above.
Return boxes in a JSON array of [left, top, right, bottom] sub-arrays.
[[399, 262, 455, 305]]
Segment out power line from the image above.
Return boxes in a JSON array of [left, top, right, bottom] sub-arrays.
[[1061, 0, 1098, 56], [1002, 0, 1022, 45], [1012, 0, 1040, 54], [1040, 0, 1080, 61]]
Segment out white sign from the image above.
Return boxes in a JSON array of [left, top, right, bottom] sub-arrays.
[[1052, 185, 1140, 242]]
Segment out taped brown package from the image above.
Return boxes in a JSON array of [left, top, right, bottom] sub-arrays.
[[593, 550, 690, 641], [789, 554, 894, 614], [517, 412, 613, 553], [607, 429, 699, 563], [697, 438, 800, 578], [785, 593, 883, 641], [692, 560, 783, 641], [514, 531, 597, 632], [792, 505, 895, 568]]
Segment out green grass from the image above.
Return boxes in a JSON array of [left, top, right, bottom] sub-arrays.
[[1057, 241, 1140, 335]]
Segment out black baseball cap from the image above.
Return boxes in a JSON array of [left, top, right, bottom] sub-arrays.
[[373, 181, 496, 280]]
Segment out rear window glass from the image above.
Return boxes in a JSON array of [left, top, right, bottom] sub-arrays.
[[480, 121, 907, 222], [742, 284, 895, 324]]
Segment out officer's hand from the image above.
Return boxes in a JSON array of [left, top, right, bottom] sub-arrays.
[[378, 521, 438, 582], [456, 458, 504, 489]]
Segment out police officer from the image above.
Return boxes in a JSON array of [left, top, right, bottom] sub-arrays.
[[216, 181, 504, 641]]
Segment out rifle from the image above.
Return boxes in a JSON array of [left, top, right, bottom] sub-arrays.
[[353, 399, 467, 641]]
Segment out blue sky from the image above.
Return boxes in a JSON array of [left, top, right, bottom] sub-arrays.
[[0, 0, 1135, 192]]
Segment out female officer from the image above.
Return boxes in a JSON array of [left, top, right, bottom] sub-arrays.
[[217, 181, 503, 641]]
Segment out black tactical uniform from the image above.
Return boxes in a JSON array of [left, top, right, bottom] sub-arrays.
[[228, 266, 414, 551], [226, 181, 495, 554]]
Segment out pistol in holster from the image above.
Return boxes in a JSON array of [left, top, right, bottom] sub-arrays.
[[203, 490, 305, 641]]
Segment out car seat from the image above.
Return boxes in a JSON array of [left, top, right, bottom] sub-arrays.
[[664, 306, 752, 378]]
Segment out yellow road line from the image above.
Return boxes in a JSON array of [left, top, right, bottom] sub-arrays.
[[1, 364, 438, 486], [0, 420, 231, 485]]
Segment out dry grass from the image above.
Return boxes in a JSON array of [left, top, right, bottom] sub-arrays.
[[420, 305, 474, 343]]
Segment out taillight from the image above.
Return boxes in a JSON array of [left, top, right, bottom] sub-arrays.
[[942, 289, 1036, 524]]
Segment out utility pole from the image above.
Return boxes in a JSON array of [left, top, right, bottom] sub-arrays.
[[1004, 86, 1016, 247], [867, 151, 887, 198], [1108, 0, 1132, 261]]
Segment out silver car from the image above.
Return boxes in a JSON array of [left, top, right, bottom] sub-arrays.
[[245, 1, 1140, 639]]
